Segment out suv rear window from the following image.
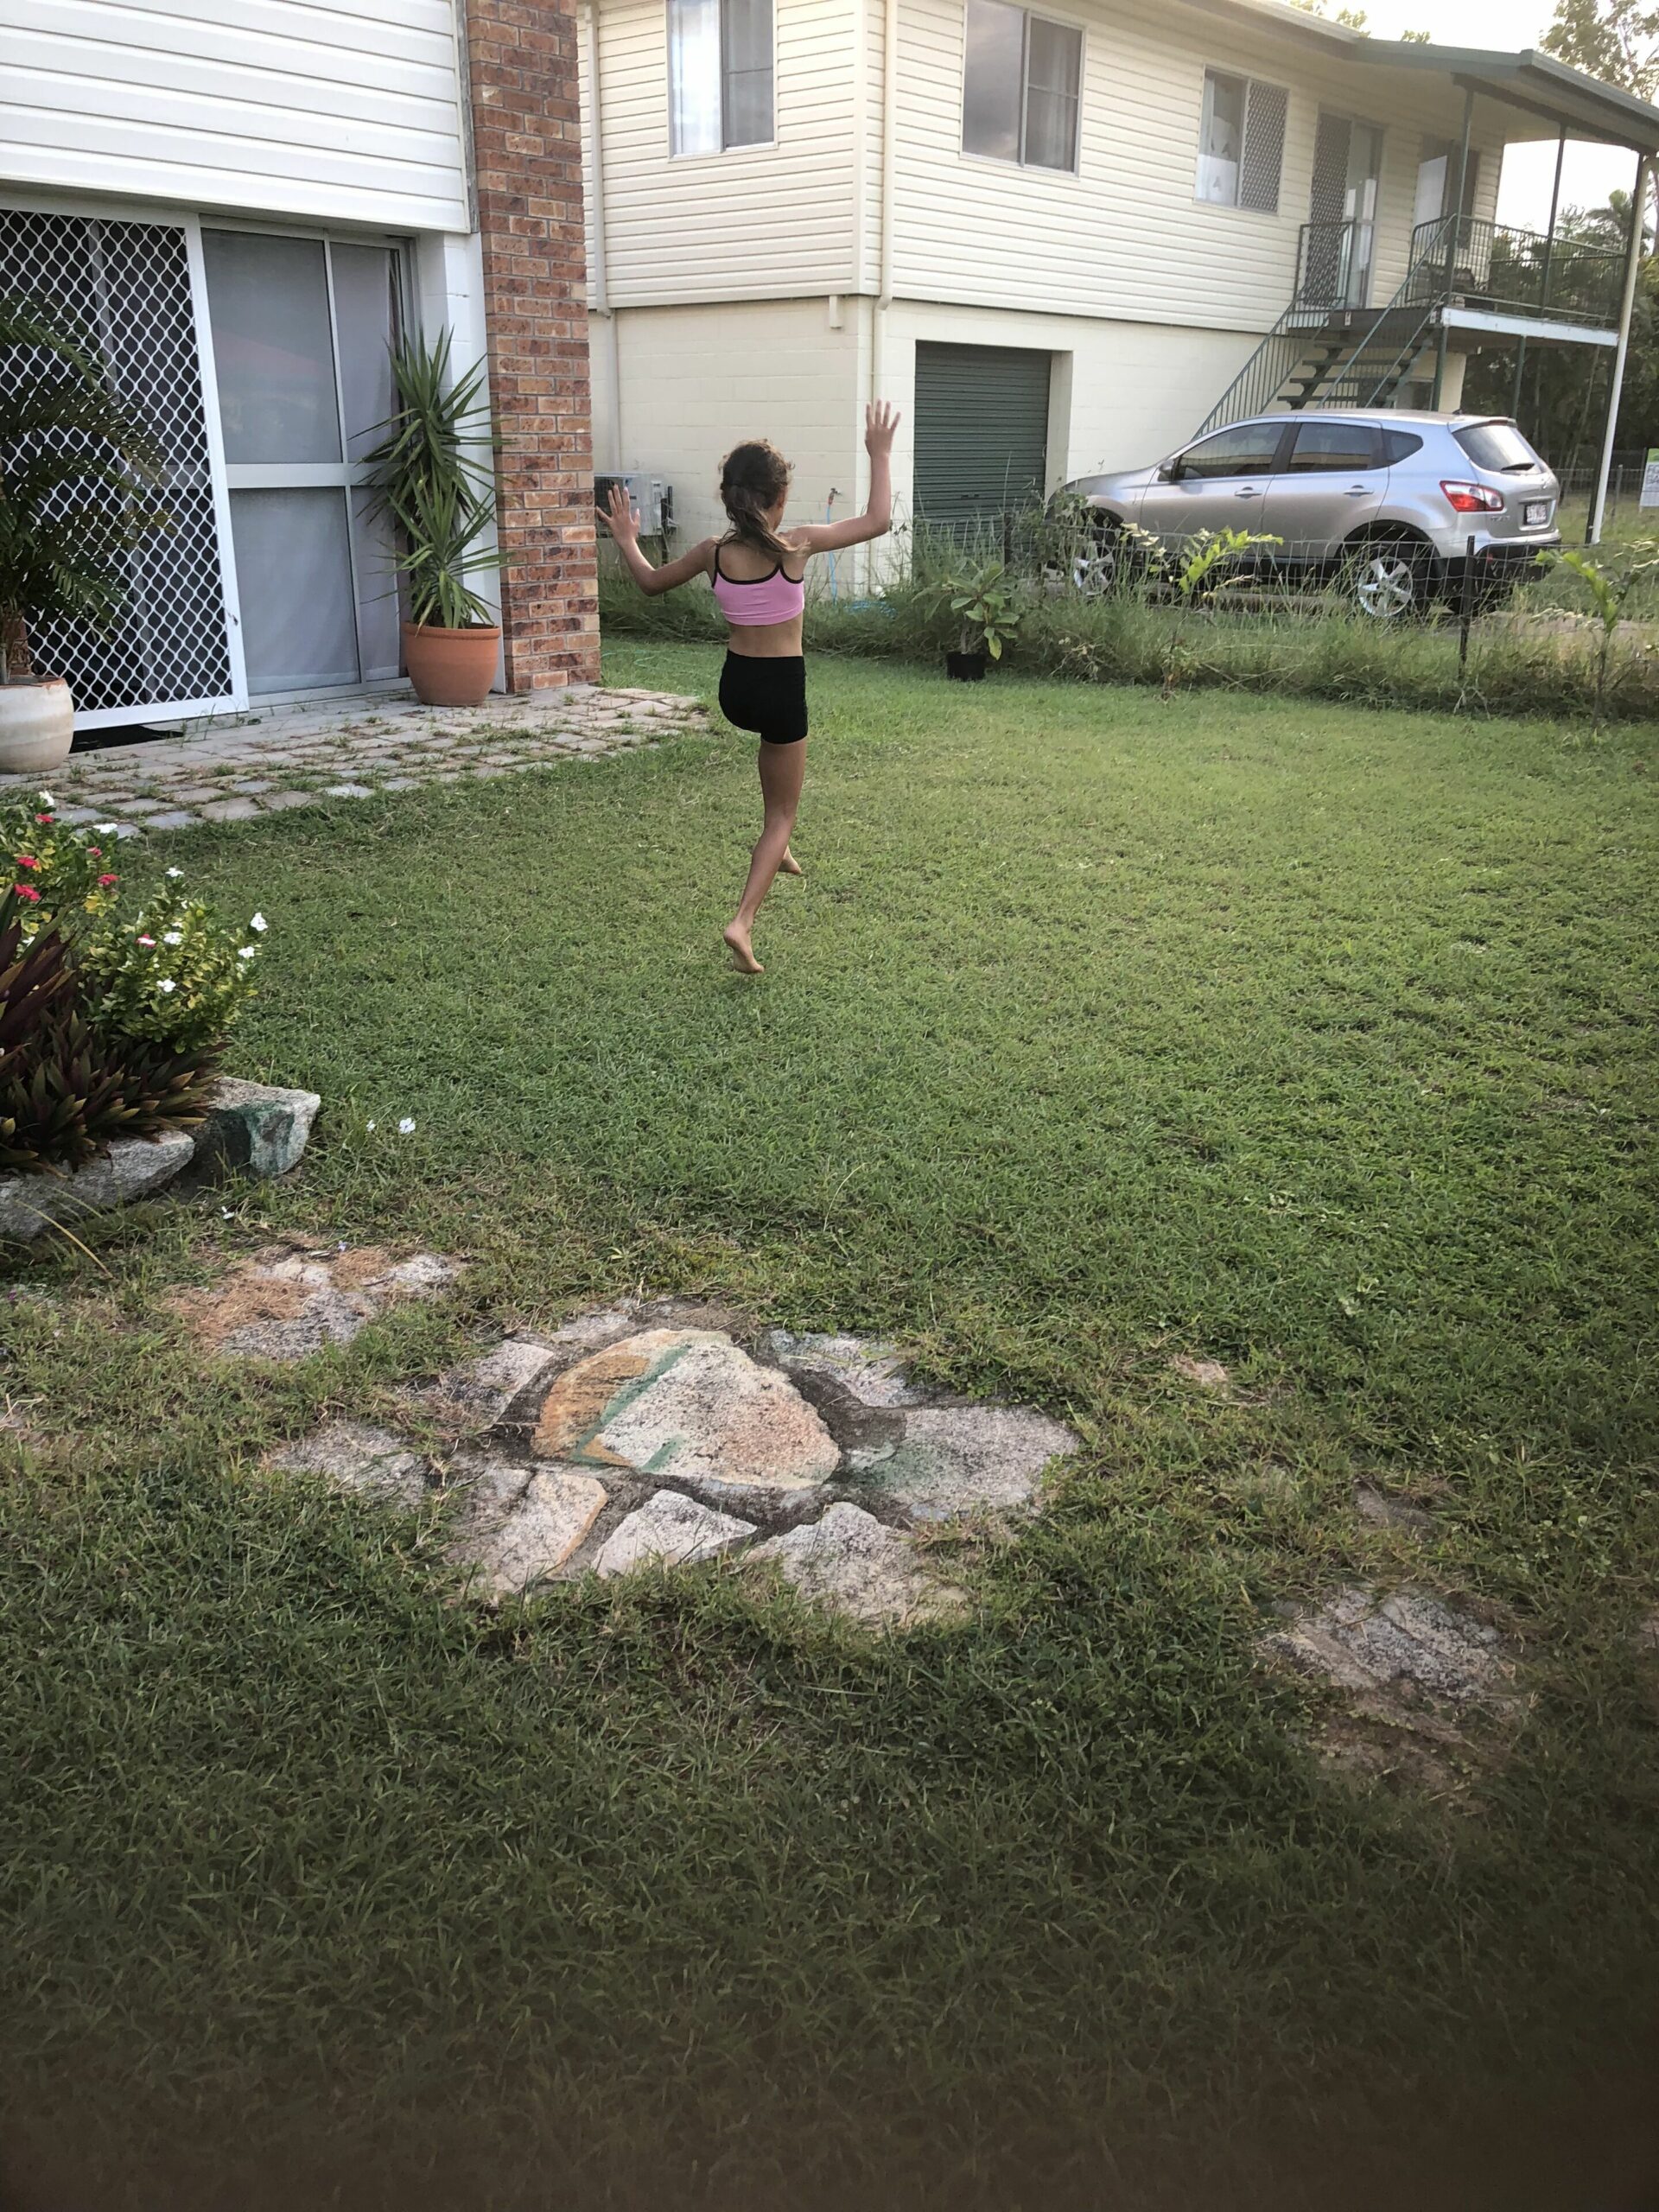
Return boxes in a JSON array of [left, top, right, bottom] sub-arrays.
[[1454, 421, 1541, 473], [1381, 429, 1424, 464]]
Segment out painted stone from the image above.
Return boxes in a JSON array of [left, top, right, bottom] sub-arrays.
[[594, 1490, 755, 1578], [765, 1329, 938, 1408], [870, 1404, 1079, 1522], [444, 1452, 607, 1600], [270, 1420, 429, 1509], [747, 1503, 964, 1630], [533, 1327, 839, 1500]]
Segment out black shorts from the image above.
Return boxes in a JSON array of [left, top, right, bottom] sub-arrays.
[[719, 652, 809, 745]]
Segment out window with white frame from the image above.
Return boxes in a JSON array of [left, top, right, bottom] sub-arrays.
[[962, 0, 1082, 174], [669, 0, 774, 154], [1196, 67, 1287, 213]]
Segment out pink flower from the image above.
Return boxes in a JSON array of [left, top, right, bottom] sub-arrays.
[[137, 935, 156, 947], [35, 813, 53, 824], [13, 885, 41, 904], [87, 847, 101, 858], [97, 873, 118, 887], [15, 855, 39, 870]]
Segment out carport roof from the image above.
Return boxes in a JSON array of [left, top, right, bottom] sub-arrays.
[[1183, 0, 1659, 154]]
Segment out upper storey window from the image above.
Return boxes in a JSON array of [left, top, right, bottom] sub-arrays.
[[1196, 67, 1287, 213], [962, 0, 1082, 175], [669, 0, 774, 155]]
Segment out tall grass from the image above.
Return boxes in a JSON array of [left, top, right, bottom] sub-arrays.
[[599, 507, 1659, 725]]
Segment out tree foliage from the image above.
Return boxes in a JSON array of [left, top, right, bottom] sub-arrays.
[[1543, 0, 1659, 97]]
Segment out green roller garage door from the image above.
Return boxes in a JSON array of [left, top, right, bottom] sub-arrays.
[[912, 341, 1052, 533]]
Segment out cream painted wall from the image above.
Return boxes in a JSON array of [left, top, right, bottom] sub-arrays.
[[606, 296, 869, 549]]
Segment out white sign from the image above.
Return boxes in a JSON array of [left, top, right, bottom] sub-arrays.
[[1643, 448, 1659, 508]]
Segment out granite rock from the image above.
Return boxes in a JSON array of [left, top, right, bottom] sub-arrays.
[[594, 1490, 756, 1578], [870, 1404, 1079, 1522], [747, 1503, 964, 1630], [270, 1419, 429, 1508], [0, 1129, 195, 1243], [194, 1076, 321, 1179]]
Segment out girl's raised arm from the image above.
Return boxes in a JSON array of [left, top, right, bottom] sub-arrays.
[[791, 404, 899, 553], [603, 486, 715, 595]]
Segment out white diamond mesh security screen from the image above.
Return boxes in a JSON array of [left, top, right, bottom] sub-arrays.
[[1, 208, 234, 719]]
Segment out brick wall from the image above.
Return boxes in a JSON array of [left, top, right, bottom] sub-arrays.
[[464, 0, 600, 690]]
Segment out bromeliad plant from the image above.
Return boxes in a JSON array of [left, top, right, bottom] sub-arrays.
[[1, 789, 264, 1175]]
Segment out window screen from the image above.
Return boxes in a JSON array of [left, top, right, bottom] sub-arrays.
[[1288, 422, 1380, 474], [1179, 423, 1285, 479], [1197, 68, 1285, 212], [670, 0, 772, 153], [963, 1, 1080, 172]]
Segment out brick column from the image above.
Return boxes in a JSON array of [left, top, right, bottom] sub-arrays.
[[464, 0, 600, 690]]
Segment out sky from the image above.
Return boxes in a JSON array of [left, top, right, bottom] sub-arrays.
[[1353, 0, 1644, 228]]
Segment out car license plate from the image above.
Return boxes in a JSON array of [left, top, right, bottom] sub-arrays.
[[1524, 500, 1551, 526]]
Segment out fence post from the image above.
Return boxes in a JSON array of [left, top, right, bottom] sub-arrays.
[[1459, 532, 1477, 678]]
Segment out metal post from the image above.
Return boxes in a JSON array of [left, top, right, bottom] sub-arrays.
[[1587, 151, 1652, 546], [1432, 86, 1477, 410], [1513, 129, 1567, 421]]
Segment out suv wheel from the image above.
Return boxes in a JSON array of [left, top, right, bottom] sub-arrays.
[[1348, 536, 1435, 621]]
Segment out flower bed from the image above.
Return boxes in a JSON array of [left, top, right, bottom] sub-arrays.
[[1, 788, 263, 1175]]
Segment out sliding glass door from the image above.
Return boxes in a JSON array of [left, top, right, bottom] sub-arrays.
[[202, 230, 403, 697]]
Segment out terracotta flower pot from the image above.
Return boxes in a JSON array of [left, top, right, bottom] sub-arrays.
[[0, 675, 74, 775], [401, 622, 501, 709]]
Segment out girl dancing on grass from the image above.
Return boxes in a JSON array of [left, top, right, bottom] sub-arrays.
[[606, 402, 898, 973]]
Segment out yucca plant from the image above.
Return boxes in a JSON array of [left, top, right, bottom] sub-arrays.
[[0, 294, 168, 683], [364, 331, 506, 631]]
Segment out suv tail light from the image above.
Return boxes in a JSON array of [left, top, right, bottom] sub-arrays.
[[1441, 480, 1506, 514]]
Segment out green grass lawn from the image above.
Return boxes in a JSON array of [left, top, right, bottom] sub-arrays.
[[3, 647, 1658, 2209]]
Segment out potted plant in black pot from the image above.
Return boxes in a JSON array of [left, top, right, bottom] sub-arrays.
[[365, 332, 506, 709], [924, 561, 1023, 681], [0, 294, 167, 774]]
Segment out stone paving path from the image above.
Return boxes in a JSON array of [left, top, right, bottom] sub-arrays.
[[178, 1258, 1082, 1630], [6, 685, 706, 837]]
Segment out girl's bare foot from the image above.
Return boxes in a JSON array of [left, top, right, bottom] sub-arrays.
[[780, 848, 804, 877], [723, 921, 764, 973]]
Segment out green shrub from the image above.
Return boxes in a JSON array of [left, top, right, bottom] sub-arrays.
[[0, 793, 264, 1177], [600, 502, 1659, 726]]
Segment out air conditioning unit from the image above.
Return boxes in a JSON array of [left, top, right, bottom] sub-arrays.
[[595, 472, 674, 537]]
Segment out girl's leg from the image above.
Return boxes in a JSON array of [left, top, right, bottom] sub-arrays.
[[724, 740, 806, 973]]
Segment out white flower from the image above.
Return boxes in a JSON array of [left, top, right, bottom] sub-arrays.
[[238, 945, 256, 960], [397, 1117, 416, 1135], [250, 912, 268, 933], [165, 867, 183, 880], [365, 1120, 376, 1132], [95, 823, 117, 835], [162, 931, 181, 946], [157, 978, 176, 995], [37, 791, 54, 808]]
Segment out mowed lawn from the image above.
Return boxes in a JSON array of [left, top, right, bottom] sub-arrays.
[[3, 646, 1658, 2210]]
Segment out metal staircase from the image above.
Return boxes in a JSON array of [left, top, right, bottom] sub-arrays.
[[1194, 213, 1624, 440], [1194, 226, 1438, 439]]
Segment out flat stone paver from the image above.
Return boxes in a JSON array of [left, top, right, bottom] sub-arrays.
[[254, 1300, 1084, 1628], [13, 685, 707, 838], [1264, 1586, 1516, 1710]]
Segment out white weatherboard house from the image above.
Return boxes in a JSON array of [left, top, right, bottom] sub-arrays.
[[580, 0, 1659, 562], [0, 1, 598, 734]]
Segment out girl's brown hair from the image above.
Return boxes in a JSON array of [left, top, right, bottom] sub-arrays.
[[719, 439, 793, 563]]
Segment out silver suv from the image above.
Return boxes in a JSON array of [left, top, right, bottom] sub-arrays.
[[1065, 410, 1561, 619]]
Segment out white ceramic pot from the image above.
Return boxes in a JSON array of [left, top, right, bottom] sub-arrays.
[[0, 677, 74, 777]]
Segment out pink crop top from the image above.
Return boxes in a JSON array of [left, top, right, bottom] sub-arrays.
[[711, 544, 807, 626]]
